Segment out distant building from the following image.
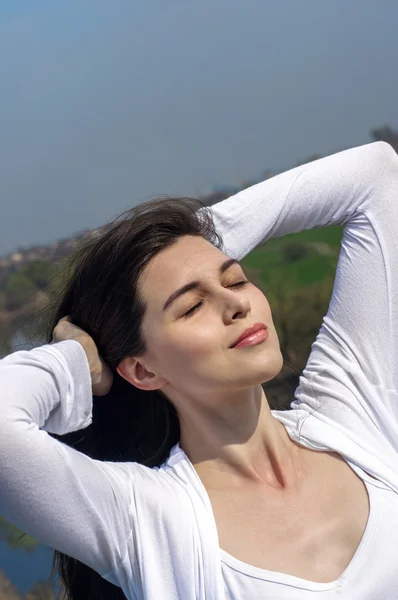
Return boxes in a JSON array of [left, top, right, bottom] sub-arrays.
[[2, 126, 395, 273], [10, 252, 23, 264]]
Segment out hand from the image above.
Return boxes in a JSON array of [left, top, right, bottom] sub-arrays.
[[52, 316, 113, 396]]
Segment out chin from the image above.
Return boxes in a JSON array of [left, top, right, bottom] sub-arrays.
[[257, 351, 284, 385]]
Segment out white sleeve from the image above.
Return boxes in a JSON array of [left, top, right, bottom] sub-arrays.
[[209, 141, 398, 419], [0, 339, 134, 578]]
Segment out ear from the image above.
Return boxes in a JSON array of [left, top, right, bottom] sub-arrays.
[[116, 356, 167, 391]]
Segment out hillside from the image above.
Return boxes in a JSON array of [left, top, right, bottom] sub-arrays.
[[1, 125, 396, 369], [1, 123, 396, 276]]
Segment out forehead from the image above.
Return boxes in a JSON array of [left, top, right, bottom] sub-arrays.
[[140, 235, 228, 302]]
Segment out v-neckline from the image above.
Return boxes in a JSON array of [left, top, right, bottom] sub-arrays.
[[218, 474, 377, 591], [173, 420, 379, 592]]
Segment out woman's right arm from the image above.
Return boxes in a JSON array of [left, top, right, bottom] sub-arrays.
[[0, 339, 133, 578]]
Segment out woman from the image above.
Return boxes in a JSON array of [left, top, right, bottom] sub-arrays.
[[1, 141, 398, 600]]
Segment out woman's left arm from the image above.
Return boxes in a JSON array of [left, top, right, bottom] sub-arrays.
[[209, 141, 398, 411]]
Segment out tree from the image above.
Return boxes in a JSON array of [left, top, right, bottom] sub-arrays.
[[0, 330, 12, 358], [4, 274, 36, 311], [24, 581, 57, 600], [282, 242, 308, 263], [19, 262, 57, 291], [295, 153, 322, 167], [0, 291, 6, 311], [0, 516, 39, 552], [371, 125, 398, 153], [272, 276, 334, 372], [0, 571, 21, 600], [0, 570, 57, 600]]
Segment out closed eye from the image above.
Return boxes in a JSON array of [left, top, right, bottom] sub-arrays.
[[228, 280, 248, 288], [183, 301, 204, 318], [182, 281, 248, 318]]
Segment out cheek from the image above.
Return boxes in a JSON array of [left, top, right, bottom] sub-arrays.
[[162, 321, 220, 362], [143, 318, 222, 376], [251, 287, 273, 316]]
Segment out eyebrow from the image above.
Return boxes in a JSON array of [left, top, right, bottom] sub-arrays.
[[162, 258, 240, 311]]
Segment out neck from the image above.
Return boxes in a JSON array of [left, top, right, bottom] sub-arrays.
[[177, 385, 304, 491]]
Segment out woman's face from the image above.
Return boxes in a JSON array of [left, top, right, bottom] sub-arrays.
[[138, 235, 283, 399]]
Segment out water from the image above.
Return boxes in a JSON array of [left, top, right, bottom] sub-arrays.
[[1, 327, 59, 595], [11, 326, 44, 352], [0, 541, 57, 595]]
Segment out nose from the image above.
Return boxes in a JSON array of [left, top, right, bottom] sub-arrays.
[[222, 287, 251, 323]]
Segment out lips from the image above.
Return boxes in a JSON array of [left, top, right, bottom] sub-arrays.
[[230, 323, 267, 348]]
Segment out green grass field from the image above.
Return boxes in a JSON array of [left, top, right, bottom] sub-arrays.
[[241, 225, 343, 294]]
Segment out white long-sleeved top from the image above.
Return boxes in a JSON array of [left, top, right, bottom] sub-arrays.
[[1, 141, 398, 599]]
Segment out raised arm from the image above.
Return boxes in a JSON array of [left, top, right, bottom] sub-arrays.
[[0, 340, 134, 579], [209, 141, 398, 412]]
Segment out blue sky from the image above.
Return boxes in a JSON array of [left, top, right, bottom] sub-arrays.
[[1, 0, 398, 255]]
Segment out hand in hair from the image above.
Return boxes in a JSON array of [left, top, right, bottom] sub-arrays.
[[52, 316, 113, 396]]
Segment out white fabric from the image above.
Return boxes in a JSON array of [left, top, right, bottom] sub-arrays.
[[1, 141, 398, 599]]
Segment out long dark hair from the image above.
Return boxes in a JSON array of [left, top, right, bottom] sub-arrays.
[[44, 197, 223, 599]]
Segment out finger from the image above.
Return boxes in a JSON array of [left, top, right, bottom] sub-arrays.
[[52, 316, 74, 340], [59, 316, 72, 324]]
